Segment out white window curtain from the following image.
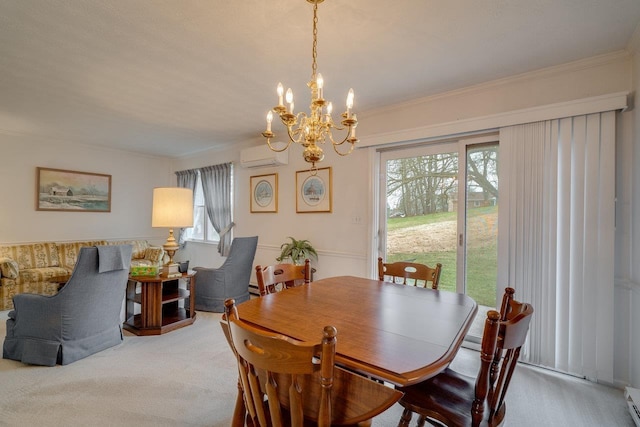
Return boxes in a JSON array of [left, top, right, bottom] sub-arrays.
[[199, 163, 235, 256], [498, 111, 615, 383], [175, 169, 198, 246]]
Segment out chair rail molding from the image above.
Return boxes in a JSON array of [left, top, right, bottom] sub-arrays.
[[257, 243, 366, 261]]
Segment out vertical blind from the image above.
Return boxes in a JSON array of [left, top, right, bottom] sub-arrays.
[[498, 112, 616, 383]]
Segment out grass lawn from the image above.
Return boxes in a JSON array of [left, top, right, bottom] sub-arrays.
[[387, 206, 498, 307]]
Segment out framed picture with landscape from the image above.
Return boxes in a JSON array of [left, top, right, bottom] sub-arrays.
[[296, 167, 332, 213], [250, 173, 278, 213], [36, 167, 112, 212]]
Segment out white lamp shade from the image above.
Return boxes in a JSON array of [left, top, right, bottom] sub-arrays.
[[151, 187, 194, 228]]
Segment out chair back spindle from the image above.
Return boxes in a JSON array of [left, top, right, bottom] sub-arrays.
[[489, 289, 533, 421], [472, 310, 501, 426], [490, 286, 515, 385]]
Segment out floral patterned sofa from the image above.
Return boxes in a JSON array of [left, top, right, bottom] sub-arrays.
[[0, 240, 163, 311]]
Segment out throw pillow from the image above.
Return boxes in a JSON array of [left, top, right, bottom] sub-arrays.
[[0, 257, 19, 279], [144, 247, 164, 264]]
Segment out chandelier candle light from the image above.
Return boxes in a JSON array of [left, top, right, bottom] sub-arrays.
[[262, 0, 358, 170]]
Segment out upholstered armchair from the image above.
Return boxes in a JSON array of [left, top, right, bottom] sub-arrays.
[[3, 245, 132, 366], [191, 236, 258, 312]]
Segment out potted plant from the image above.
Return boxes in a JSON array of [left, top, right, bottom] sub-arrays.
[[276, 237, 318, 265]]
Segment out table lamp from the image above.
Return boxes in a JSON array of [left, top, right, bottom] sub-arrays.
[[152, 187, 193, 277]]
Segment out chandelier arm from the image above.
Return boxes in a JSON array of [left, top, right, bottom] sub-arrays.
[[327, 127, 353, 146], [288, 126, 306, 144], [283, 112, 309, 144], [295, 111, 308, 123], [318, 126, 330, 144], [332, 139, 356, 157], [266, 138, 293, 153], [328, 122, 345, 131]]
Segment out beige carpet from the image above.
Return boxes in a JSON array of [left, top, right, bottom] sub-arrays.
[[0, 310, 634, 426]]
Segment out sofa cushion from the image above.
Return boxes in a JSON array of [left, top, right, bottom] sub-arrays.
[[1, 280, 59, 311], [0, 257, 19, 279], [0, 243, 60, 269], [19, 267, 70, 282], [56, 241, 107, 270]]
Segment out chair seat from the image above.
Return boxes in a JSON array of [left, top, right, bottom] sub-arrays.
[[398, 368, 489, 427]]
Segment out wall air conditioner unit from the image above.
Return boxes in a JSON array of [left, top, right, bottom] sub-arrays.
[[240, 144, 289, 168]]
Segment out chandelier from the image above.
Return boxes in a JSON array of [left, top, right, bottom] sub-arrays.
[[262, 0, 358, 170]]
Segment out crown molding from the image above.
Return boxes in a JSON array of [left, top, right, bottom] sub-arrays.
[[627, 21, 640, 54], [358, 92, 629, 148]]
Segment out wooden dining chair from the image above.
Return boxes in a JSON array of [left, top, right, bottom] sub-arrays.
[[255, 259, 312, 296], [221, 298, 402, 427], [396, 288, 533, 427], [378, 257, 442, 289]]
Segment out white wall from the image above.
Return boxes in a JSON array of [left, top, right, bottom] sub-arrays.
[[172, 140, 371, 283], [0, 134, 173, 245]]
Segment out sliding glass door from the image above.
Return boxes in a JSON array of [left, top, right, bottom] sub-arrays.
[[378, 135, 499, 339], [464, 143, 499, 315]]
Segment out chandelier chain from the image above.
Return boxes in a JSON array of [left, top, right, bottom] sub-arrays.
[[311, 1, 318, 79]]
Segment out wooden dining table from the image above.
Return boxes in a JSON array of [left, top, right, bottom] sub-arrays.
[[235, 275, 478, 387]]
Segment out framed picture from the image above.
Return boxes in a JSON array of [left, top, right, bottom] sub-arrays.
[[250, 173, 278, 213], [36, 167, 112, 212], [296, 167, 332, 213]]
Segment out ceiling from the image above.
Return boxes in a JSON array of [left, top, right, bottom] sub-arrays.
[[2, 1, 640, 158]]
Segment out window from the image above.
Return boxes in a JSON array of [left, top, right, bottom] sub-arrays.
[[184, 173, 221, 243]]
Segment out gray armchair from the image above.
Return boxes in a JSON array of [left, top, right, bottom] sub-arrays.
[[3, 245, 132, 366], [192, 236, 258, 312]]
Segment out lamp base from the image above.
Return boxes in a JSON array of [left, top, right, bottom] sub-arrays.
[[162, 230, 179, 265], [161, 263, 181, 278]]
